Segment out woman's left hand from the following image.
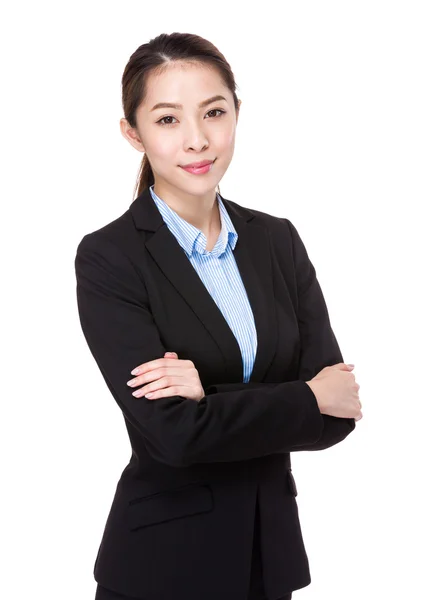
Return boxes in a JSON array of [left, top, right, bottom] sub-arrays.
[[127, 352, 205, 402]]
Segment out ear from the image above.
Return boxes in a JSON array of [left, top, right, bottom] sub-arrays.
[[236, 99, 242, 122], [120, 117, 145, 153]]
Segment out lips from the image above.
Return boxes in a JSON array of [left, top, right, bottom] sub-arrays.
[[179, 159, 216, 175], [180, 159, 214, 168]]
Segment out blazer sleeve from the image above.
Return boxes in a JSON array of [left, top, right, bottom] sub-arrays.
[[205, 382, 354, 452], [205, 219, 356, 452], [75, 232, 325, 468], [283, 217, 356, 449]]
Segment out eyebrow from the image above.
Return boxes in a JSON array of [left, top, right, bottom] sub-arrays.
[[150, 95, 228, 112]]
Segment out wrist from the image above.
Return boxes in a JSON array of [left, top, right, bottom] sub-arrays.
[[305, 380, 323, 413]]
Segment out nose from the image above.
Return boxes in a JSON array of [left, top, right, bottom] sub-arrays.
[[183, 120, 209, 152]]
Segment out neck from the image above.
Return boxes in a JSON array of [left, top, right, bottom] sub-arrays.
[[152, 182, 221, 234]]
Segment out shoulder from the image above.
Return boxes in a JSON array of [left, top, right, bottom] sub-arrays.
[[224, 197, 297, 239], [75, 207, 144, 263], [224, 197, 304, 253], [225, 198, 314, 288], [74, 206, 148, 295]]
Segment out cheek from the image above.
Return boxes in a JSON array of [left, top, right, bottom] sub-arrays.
[[215, 126, 236, 153], [143, 130, 179, 160]]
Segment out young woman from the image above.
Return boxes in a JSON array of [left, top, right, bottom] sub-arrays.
[[75, 32, 362, 600]]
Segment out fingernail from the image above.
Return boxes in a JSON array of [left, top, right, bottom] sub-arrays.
[[131, 368, 140, 375]]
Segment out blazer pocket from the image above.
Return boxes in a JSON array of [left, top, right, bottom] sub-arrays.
[[286, 468, 298, 497], [126, 483, 214, 531]]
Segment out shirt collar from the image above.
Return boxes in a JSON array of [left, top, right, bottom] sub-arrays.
[[149, 184, 238, 258]]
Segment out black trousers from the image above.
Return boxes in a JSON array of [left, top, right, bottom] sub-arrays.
[[95, 501, 292, 600]]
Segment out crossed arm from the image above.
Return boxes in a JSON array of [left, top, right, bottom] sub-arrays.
[[75, 218, 355, 467]]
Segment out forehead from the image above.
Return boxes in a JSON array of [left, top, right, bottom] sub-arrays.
[[143, 62, 232, 107]]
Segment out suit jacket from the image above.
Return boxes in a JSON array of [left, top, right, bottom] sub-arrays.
[[74, 185, 356, 600]]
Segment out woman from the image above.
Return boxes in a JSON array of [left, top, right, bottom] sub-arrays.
[[75, 32, 362, 600]]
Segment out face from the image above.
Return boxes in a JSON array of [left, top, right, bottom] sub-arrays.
[[120, 61, 241, 203]]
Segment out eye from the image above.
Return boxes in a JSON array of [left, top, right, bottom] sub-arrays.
[[157, 115, 177, 126], [156, 108, 226, 126], [206, 109, 226, 119]]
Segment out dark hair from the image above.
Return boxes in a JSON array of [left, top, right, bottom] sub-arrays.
[[121, 32, 241, 200]]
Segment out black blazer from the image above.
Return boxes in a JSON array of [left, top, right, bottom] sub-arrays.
[[74, 186, 356, 600]]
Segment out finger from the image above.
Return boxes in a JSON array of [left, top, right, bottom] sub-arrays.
[[329, 362, 354, 371], [130, 357, 180, 376], [130, 376, 175, 397], [144, 385, 192, 400], [164, 352, 178, 358], [127, 368, 188, 389], [130, 374, 193, 397]]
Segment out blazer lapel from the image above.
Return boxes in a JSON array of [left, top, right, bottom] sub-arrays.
[[129, 186, 278, 384]]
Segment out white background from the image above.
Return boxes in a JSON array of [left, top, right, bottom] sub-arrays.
[[1, 1, 439, 598]]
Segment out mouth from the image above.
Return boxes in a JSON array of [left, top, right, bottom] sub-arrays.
[[179, 159, 216, 175], [180, 159, 215, 168]]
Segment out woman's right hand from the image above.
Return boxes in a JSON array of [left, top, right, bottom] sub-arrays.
[[305, 363, 363, 421]]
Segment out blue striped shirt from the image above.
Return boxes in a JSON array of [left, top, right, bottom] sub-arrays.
[[149, 184, 257, 382]]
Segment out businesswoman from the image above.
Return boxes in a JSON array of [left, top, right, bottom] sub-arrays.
[[75, 32, 362, 600]]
